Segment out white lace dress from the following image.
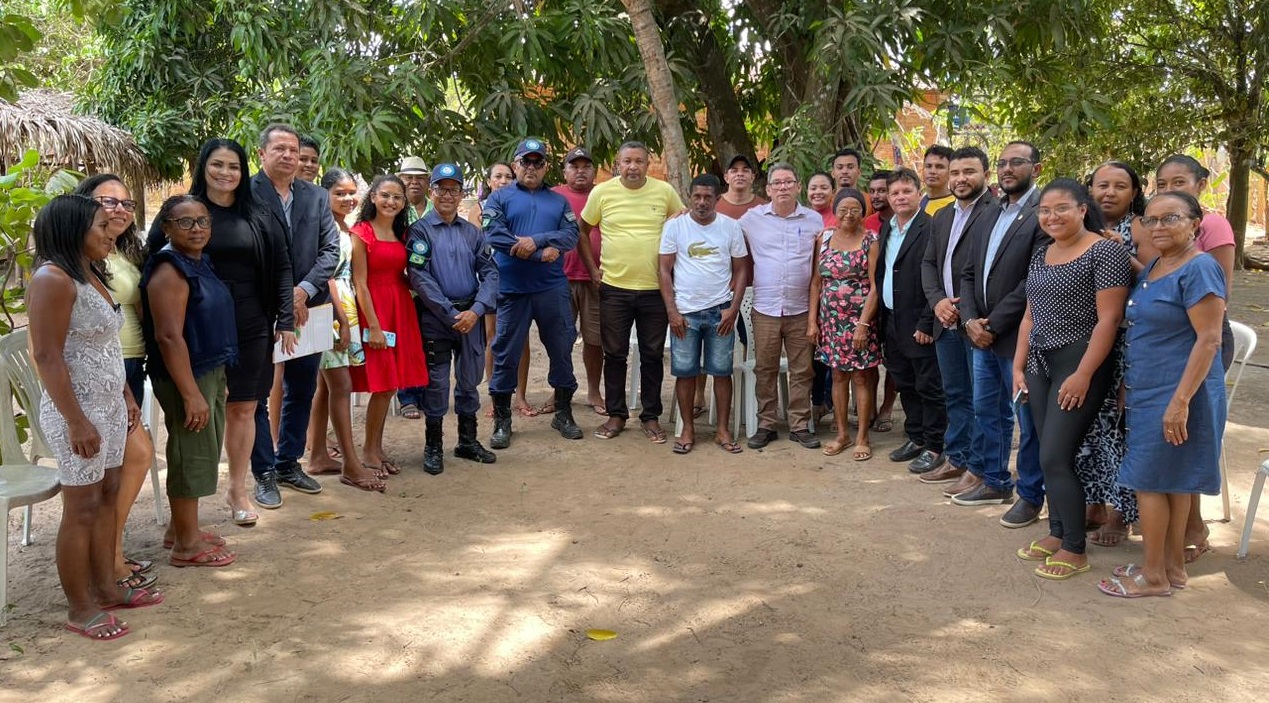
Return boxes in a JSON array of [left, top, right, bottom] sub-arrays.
[[39, 279, 128, 486]]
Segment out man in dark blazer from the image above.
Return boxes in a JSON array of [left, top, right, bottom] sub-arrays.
[[876, 168, 945, 473], [919, 146, 1000, 485], [249, 123, 340, 509], [952, 141, 1046, 528]]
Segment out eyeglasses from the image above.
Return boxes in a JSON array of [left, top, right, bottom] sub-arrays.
[[838, 207, 864, 216], [1037, 204, 1079, 217], [164, 216, 212, 231], [519, 159, 547, 169], [375, 193, 405, 203], [95, 196, 137, 213], [431, 186, 466, 197], [1140, 213, 1193, 228], [996, 157, 1034, 169], [768, 179, 798, 189]]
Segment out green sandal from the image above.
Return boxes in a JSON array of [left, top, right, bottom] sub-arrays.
[[1016, 540, 1055, 562], [1034, 558, 1091, 580]]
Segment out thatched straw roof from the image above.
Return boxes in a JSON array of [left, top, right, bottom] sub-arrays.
[[0, 89, 161, 187]]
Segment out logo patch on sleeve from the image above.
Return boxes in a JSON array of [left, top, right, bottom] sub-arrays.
[[564, 210, 576, 223], [408, 253, 427, 266], [412, 239, 430, 256]]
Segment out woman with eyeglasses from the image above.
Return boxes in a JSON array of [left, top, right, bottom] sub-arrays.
[[142, 195, 240, 568], [1099, 192, 1226, 598], [350, 175, 429, 475], [1152, 154, 1235, 564], [29, 195, 162, 641], [1013, 179, 1130, 581], [72, 175, 158, 590], [150, 139, 296, 528]]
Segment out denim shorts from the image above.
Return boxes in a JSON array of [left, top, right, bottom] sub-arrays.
[[670, 303, 735, 377], [123, 357, 145, 404]]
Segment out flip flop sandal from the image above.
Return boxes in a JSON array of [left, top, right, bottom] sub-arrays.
[[381, 459, 401, 475], [852, 445, 872, 462], [822, 440, 854, 457], [125, 558, 153, 575], [1183, 542, 1212, 564], [116, 572, 158, 590], [642, 426, 668, 444], [306, 464, 343, 476], [362, 463, 390, 480], [594, 423, 624, 439], [327, 442, 343, 460], [162, 530, 226, 550], [1089, 526, 1130, 547], [341, 475, 387, 493], [591, 404, 609, 416], [872, 416, 894, 432], [65, 612, 130, 641], [537, 403, 556, 415], [515, 405, 540, 418], [1017, 540, 1056, 562], [170, 545, 237, 568], [1112, 563, 1187, 589], [1098, 574, 1172, 598], [716, 439, 743, 454], [400, 404, 422, 420], [103, 587, 165, 611], [692, 405, 707, 418], [1034, 559, 1091, 580], [672, 441, 693, 455]]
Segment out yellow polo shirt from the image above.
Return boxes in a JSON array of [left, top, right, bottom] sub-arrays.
[[581, 177, 684, 291]]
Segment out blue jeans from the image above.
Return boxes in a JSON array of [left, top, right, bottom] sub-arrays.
[[971, 348, 1043, 505], [251, 352, 322, 478], [670, 303, 735, 377], [935, 332, 978, 471]]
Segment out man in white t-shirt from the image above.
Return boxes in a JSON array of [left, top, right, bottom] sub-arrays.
[[658, 174, 750, 454]]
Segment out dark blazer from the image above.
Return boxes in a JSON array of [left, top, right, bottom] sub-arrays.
[[251, 171, 340, 307], [876, 210, 936, 358], [959, 188, 1046, 355], [921, 193, 1000, 340]]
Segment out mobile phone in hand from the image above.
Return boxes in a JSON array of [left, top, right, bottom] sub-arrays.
[[362, 329, 397, 347], [1012, 387, 1028, 413]]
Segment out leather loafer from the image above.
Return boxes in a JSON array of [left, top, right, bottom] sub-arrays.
[[789, 429, 821, 449], [1000, 498, 1043, 528], [951, 483, 1014, 506], [919, 462, 965, 484], [888, 440, 924, 462], [747, 428, 778, 449], [908, 450, 945, 474], [943, 471, 982, 497]]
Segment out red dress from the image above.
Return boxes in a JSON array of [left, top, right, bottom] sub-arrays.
[[349, 221, 429, 393]]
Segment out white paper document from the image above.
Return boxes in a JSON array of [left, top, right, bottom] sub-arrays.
[[273, 303, 335, 362]]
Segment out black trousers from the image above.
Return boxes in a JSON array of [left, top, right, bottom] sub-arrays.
[[884, 320, 946, 451], [1026, 340, 1115, 555], [600, 284, 668, 422]]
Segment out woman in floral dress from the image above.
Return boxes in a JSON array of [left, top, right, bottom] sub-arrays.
[[808, 188, 882, 461]]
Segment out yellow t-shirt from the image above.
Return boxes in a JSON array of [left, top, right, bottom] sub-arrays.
[[924, 193, 955, 216], [106, 251, 145, 358], [580, 177, 684, 291]]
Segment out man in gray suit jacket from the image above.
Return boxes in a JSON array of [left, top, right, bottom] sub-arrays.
[[249, 123, 340, 509], [920, 146, 1000, 486], [951, 141, 1046, 529]]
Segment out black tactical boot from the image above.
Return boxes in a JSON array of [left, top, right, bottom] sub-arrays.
[[490, 393, 513, 449], [550, 387, 584, 440], [423, 417, 445, 475], [454, 413, 497, 463]]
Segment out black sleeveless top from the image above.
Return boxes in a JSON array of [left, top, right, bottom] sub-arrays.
[[141, 246, 240, 379]]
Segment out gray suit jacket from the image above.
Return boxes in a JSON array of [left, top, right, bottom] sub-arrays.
[[251, 171, 340, 306], [959, 188, 1046, 356], [921, 193, 1000, 341]]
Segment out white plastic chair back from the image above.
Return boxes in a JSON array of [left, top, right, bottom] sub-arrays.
[[1226, 320, 1257, 410]]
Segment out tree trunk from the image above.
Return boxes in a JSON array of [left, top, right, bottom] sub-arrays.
[[622, 0, 692, 198], [1226, 137, 1253, 270]]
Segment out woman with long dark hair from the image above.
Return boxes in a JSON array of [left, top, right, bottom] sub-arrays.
[[29, 195, 161, 641], [73, 174, 157, 589], [150, 138, 296, 526], [350, 175, 429, 475], [1013, 178, 1131, 580]]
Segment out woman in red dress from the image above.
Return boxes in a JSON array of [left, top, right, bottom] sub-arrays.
[[351, 175, 429, 475]]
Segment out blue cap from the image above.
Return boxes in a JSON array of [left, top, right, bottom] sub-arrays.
[[513, 138, 548, 160], [430, 163, 464, 186]]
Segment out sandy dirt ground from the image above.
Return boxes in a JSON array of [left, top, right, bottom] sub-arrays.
[[4, 272, 1269, 702]]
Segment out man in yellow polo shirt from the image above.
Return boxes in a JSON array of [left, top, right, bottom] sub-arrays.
[[580, 141, 684, 442]]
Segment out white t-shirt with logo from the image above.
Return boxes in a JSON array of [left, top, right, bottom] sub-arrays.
[[658, 213, 749, 314]]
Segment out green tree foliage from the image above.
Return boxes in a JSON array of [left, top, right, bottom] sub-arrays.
[[0, 149, 80, 333]]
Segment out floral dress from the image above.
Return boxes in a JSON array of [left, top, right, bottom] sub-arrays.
[[320, 231, 364, 370], [815, 229, 881, 372]]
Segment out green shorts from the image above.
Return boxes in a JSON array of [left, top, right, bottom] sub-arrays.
[[152, 367, 227, 499]]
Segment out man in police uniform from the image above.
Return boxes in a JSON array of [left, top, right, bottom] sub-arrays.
[[484, 138, 583, 448], [406, 163, 500, 474]]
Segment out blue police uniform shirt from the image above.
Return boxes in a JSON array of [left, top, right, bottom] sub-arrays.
[[482, 181, 579, 295], [405, 210, 499, 327]]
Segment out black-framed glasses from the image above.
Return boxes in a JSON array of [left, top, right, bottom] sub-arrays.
[[1140, 213, 1193, 228], [519, 159, 547, 169], [431, 186, 466, 197], [164, 216, 212, 231], [95, 196, 137, 213], [995, 157, 1034, 169]]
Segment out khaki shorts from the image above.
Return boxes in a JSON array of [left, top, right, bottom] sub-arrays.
[[569, 280, 602, 347]]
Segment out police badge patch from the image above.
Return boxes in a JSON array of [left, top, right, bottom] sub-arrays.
[[408, 238, 430, 266]]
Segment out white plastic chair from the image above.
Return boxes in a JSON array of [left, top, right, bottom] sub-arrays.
[[671, 307, 747, 441], [735, 288, 799, 437], [140, 380, 167, 525], [1236, 457, 1268, 560], [0, 329, 56, 547], [1221, 320, 1256, 522], [0, 343, 61, 626]]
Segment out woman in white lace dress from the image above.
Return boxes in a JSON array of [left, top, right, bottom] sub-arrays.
[[28, 195, 164, 641]]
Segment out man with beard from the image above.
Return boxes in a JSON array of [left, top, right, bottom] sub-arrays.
[[919, 146, 999, 484], [952, 141, 1046, 530], [831, 147, 863, 190], [552, 147, 606, 415]]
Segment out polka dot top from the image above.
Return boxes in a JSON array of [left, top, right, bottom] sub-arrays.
[[1024, 237, 1132, 375]]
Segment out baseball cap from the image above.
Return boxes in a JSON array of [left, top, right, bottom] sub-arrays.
[[513, 138, 548, 160], [397, 156, 429, 176], [564, 146, 594, 164], [430, 163, 464, 186], [726, 154, 755, 171]]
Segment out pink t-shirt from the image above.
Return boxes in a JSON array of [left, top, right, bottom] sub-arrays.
[[553, 184, 600, 282], [863, 212, 882, 235], [1197, 211, 1235, 253]]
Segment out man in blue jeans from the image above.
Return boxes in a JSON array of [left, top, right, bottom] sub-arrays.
[[919, 146, 999, 483], [658, 174, 749, 454], [953, 141, 1047, 528], [249, 123, 339, 509]]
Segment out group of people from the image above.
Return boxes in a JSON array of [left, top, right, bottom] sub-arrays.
[[26, 124, 1232, 640]]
